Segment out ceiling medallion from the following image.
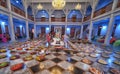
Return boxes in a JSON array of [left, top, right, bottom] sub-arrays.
[[52, 0, 66, 10], [37, 3, 43, 10], [75, 3, 81, 10]]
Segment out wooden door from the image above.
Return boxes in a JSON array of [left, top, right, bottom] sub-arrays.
[[70, 27, 75, 38], [5, 25, 9, 33], [0, 25, 2, 34]]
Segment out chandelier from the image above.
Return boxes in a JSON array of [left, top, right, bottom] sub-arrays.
[[37, 3, 43, 10], [52, 0, 66, 10], [75, 3, 81, 10]]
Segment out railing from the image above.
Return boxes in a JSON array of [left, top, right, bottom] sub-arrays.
[[83, 15, 91, 22], [117, 0, 120, 8], [11, 4, 25, 17], [0, 0, 7, 8], [51, 17, 66, 22], [28, 15, 34, 21], [67, 18, 82, 22], [35, 18, 49, 22], [93, 2, 113, 17]]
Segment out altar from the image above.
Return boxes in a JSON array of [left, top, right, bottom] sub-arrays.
[[51, 38, 64, 46], [51, 26, 64, 46]]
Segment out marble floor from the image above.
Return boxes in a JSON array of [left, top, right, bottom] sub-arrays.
[[0, 39, 120, 74]]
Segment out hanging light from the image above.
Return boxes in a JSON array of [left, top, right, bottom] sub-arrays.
[[75, 3, 81, 10], [37, 3, 43, 10], [52, 0, 66, 10]]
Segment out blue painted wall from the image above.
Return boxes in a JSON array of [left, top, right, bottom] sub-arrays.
[[100, 25, 107, 36], [36, 25, 49, 35], [68, 10, 82, 18], [85, 5, 92, 16], [95, 0, 113, 11], [114, 24, 120, 39], [36, 10, 49, 18], [10, 0, 24, 11]]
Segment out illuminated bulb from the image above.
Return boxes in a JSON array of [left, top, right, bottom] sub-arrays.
[[37, 3, 43, 10], [75, 3, 81, 10], [52, 0, 66, 10]]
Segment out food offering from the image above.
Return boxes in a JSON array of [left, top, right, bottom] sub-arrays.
[[10, 63, 24, 71], [0, 49, 7, 53], [0, 62, 9, 69], [90, 54, 98, 58], [0, 55, 7, 59], [110, 68, 120, 74], [36, 55, 45, 61], [38, 46, 44, 50], [76, 52, 85, 57], [115, 51, 120, 55], [17, 48, 23, 50], [30, 52, 36, 55], [10, 50, 17, 54], [104, 51, 112, 54], [26, 48, 33, 50], [113, 60, 120, 65], [23, 55, 33, 61], [19, 51, 27, 54], [101, 53, 110, 58], [98, 59, 107, 65], [81, 58, 92, 65], [114, 54, 120, 59], [10, 55, 20, 60], [89, 67, 104, 74], [30, 46, 34, 48]]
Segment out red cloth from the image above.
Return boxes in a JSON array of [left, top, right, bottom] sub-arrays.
[[98, 39, 104, 43], [110, 37, 116, 44], [2, 37, 7, 42], [0, 34, 3, 38], [46, 34, 51, 42]]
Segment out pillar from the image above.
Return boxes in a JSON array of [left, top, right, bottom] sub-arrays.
[[80, 25, 83, 39], [88, 2, 96, 42], [65, 13, 68, 35], [24, 1, 29, 40], [34, 24, 37, 38], [104, 0, 118, 45], [26, 21, 29, 39], [7, 0, 16, 42]]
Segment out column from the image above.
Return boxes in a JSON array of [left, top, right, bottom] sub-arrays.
[[88, 3, 96, 42], [80, 25, 83, 39], [104, 0, 118, 45], [49, 12, 51, 31], [24, 1, 29, 40], [74, 28, 77, 39], [7, 0, 16, 42], [34, 24, 37, 38], [26, 21, 29, 39], [65, 13, 68, 35], [1, 24, 5, 34]]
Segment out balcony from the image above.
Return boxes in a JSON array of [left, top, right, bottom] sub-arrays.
[[67, 18, 82, 22], [0, 0, 7, 8], [117, 0, 120, 8], [93, 2, 113, 18], [35, 18, 49, 22], [28, 15, 34, 21], [51, 17, 66, 22], [83, 15, 91, 22], [11, 4, 25, 17]]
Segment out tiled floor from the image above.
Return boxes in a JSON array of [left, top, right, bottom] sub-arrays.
[[0, 39, 120, 74]]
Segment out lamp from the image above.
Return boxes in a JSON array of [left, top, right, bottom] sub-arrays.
[[52, 0, 66, 10], [75, 3, 81, 10], [37, 3, 43, 10]]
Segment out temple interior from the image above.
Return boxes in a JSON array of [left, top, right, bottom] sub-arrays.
[[0, 0, 120, 74]]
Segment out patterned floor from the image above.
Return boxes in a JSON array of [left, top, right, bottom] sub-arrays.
[[0, 40, 120, 74]]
